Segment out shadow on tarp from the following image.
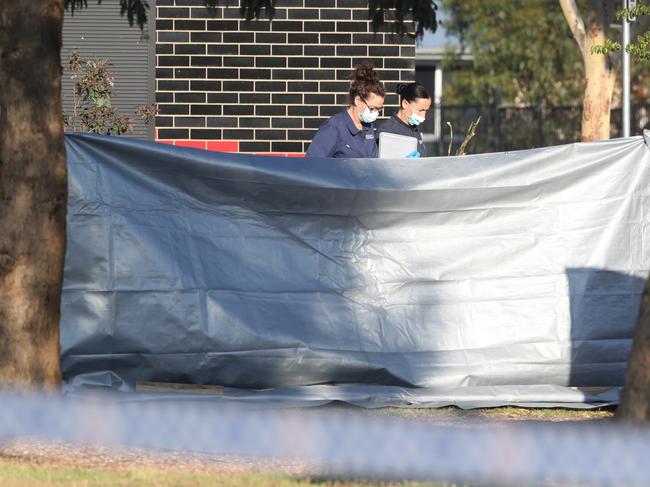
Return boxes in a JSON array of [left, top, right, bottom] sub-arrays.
[[61, 132, 427, 391], [59, 132, 650, 408], [568, 268, 645, 388]]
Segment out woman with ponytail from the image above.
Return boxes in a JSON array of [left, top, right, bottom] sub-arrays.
[[306, 62, 385, 158], [379, 82, 431, 157]]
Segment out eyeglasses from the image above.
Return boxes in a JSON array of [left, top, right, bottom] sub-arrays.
[[362, 98, 384, 114]]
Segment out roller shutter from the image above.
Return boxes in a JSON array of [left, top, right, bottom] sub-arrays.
[[61, 0, 155, 139]]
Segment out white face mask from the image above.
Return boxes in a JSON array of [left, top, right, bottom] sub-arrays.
[[406, 102, 425, 126], [359, 106, 379, 123], [357, 98, 380, 124]]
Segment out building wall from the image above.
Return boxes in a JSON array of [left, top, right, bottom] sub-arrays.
[[154, 0, 416, 155]]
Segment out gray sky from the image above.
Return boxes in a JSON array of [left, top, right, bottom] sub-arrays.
[[415, 7, 453, 49], [417, 26, 447, 48]]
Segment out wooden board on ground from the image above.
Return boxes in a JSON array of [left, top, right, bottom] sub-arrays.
[[569, 387, 615, 395], [135, 381, 224, 395]]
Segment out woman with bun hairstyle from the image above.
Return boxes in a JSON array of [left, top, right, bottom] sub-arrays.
[[378, 82, 431, 157], [306, 62, 385, 158]]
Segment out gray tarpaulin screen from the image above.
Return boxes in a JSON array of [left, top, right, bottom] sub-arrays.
[[61, 132, 650, 408]]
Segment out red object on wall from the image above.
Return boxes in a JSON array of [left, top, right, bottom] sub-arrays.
[[154, 139, 306, 158], [206, 140, 239, 152], [175, 140, 207, 150]]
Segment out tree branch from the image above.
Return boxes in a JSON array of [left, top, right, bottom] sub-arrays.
[[64, 0, 438, 38], [559, 0, 588, 54]]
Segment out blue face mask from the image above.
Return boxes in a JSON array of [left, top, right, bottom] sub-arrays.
[[358, 98, 381, 124], [406, 102, 425, 126], [360, 106, 379, 124]]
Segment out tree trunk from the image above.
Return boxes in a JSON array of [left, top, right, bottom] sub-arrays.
[[0, 0, 66, 390], [559, 0, 616, 141], [617, 278, 650, 421], [580, 25, 616, 141]]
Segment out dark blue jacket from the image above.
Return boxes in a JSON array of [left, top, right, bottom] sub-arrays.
[[306, 110, 378, 158]]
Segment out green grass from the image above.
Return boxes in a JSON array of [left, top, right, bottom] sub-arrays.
[[0, 458, 437, 487]]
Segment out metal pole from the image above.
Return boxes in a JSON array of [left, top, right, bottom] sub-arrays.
[[622, 0, 634, 137], [433, 66, 443, 153]]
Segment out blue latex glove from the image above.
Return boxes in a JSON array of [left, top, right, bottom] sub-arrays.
[[406, 150, 421, 158]]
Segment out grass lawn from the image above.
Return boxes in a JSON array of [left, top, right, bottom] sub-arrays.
[[0, 406, 615, 486], [0, 458, 438, 487]]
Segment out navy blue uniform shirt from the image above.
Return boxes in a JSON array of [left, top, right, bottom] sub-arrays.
[[378, 113, 427, 157], [306, 110, 378, 158]]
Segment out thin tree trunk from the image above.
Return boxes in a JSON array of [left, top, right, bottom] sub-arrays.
[[617, 279, 650, 421], [580, 19, 616, 141], [0, 0, 66, 390], [559, 0, 616, 141]]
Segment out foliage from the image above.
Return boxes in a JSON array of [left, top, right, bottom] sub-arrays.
[[619, 0, 650, 17], [626, 31, 650, 61], [591, 38, 622, 56], [442, 0, 584, 107], [446, 116, 481, 156], [368, 0, 438, 39], [64, 51, 157, 135], [454, 115, 481, 156], [63, 0, 438, 39], [64, 0, 149, 29], [592, 1, 650, 62], [136, 103, 159, 125]]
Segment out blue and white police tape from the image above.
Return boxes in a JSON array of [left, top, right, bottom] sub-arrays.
[[0, 392, 649, 486]]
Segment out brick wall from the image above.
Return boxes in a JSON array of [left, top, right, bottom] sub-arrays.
[[154, 0, 416, 155]]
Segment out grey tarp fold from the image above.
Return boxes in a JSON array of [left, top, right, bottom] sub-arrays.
[[61, 132, 650, 407]]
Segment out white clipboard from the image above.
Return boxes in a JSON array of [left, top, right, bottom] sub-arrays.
[[378, 131, 418, 158]]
